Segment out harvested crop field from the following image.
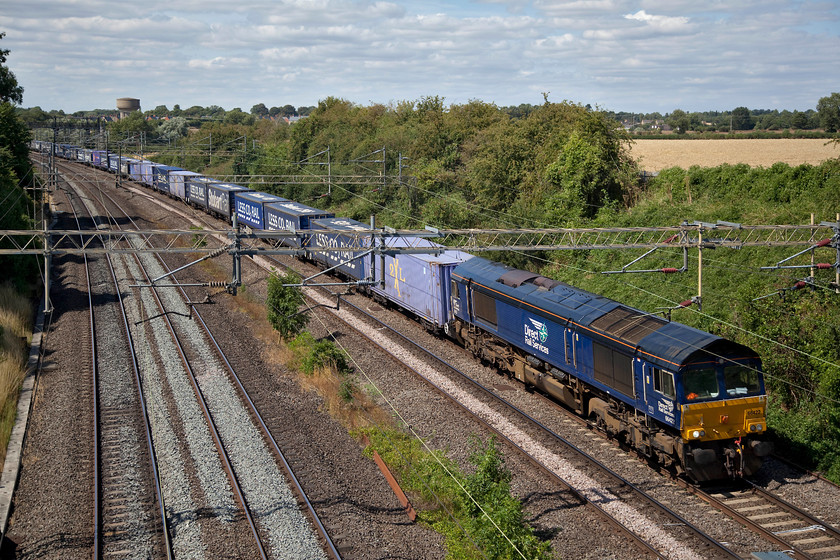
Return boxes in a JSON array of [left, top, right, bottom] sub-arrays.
[[629, 138, 839, 171]]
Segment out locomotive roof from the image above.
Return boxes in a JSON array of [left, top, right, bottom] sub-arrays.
[[452, 256, 749, 371]]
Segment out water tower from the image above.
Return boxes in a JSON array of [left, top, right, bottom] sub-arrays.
[[117, 97, 141, 119]]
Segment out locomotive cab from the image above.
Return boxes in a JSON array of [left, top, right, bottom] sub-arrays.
[[676, 356, 771, 481]]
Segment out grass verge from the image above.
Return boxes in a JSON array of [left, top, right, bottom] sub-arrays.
[[0, 283, 33, 465]]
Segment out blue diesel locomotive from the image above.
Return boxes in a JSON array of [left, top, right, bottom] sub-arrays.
[[447, 256, 770, 482]]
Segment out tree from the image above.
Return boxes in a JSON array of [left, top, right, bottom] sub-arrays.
[[158, 116, 188, 140], [731, 106, 754, 130], [108, 110, 153, 135], [224, 107, 254, 125], [667, 109, 691, 133], [152, 104, 169, 116], [281, 104, 296, 117], [266, 270, 308, 340], [791, 110, 809, 130], [0, 33, 23, 105], [250, 103, 269, 117], [817, 92, 840, 133]]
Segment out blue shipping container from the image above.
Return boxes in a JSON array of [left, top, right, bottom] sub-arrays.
[[152, 165, 184, 194], [208, 183, 251, 221], [264, 201, 334, 247], [233, 191, 287, 230], [108, 154, 120, 172], [309, 217, 373, 280], [128, 161, 144, 182]]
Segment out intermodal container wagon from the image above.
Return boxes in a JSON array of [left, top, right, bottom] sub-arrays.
[[367, 237, 472, 328]]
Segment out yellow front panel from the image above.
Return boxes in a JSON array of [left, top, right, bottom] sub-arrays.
[[681, 396, 766, 442]]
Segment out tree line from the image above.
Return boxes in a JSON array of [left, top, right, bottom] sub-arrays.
[[613, 94, 840, 134], [16, 92, 840, 136]]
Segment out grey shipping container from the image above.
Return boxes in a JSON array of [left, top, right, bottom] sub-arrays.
[[169, 170, 202, 201]]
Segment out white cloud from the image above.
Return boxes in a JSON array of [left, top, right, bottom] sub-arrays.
[[624, 10, 691, 32], [0, 1, 837, 112]]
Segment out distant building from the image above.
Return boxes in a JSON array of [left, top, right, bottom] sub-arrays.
[[117, 98, 141, 119]]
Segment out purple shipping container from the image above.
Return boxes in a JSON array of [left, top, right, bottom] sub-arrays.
[[309, 217, 373, 280], [152, 165, 183, 194], [168, 170, 201, 201], [366, 237, 472, 328], [185, 176, 220, 210], [233, 191, 287, 230], [264, 201, 334, 247], [207, 182, 251, 221]]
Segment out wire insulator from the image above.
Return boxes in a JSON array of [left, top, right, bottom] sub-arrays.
[[664, 234, 679, 243], [679, 299, 693, 307], [816, 238, 832, 248], [791, 281, 808, 290], [661, 267, 679, 273], [816, 263, 833, 269]]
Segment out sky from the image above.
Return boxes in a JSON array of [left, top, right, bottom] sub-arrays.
[[1, 0, 839, 115]]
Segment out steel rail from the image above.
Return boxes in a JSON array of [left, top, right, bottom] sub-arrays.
[[679, 480, 840, 560], [178, 293, 342, 560]]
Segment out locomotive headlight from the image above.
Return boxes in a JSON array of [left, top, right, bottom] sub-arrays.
[[691, 429, 705, 439], [749, 423, 763, 432]]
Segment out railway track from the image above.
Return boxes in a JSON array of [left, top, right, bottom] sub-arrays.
[[68, 162, 337, 559], [689, 481, 840, 560], [57, 166, 172, 559], [36, 159, 340, 558]]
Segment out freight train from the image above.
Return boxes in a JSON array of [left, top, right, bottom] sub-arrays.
[[31, 140, 771, 482]]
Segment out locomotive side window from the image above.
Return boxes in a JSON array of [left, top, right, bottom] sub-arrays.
[[724, 365, 761, 396], [683, 368, 720, 400], [472, 289, 497, 327], [653, 368, 676, 399]]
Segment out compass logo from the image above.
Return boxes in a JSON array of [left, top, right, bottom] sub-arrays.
[[529, 318, 548, 342], [524, 317, 550, 354]]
